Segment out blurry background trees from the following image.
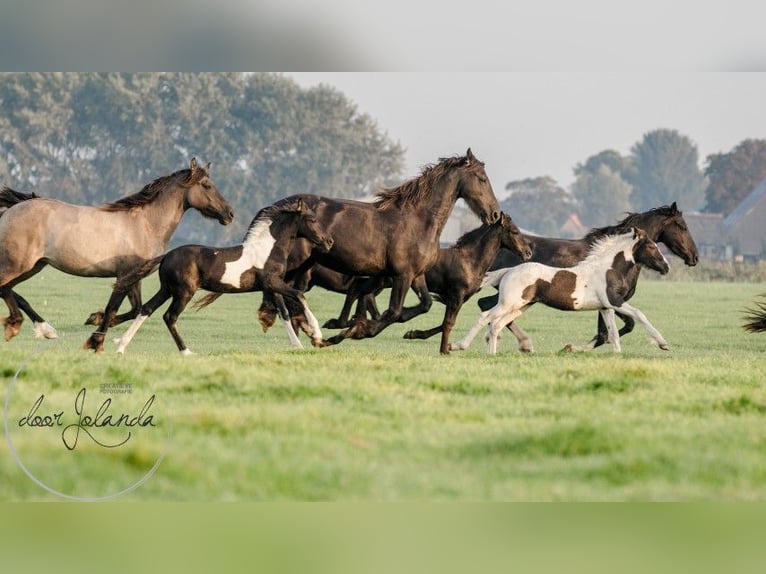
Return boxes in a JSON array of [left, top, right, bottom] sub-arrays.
[[704, 139, 766, 216], [0, 73, 404, 243]]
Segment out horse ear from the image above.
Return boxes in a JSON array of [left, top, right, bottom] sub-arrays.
[[465, 148, 475, 165], [670, 201, 678, 214], [204, 162, 211, 173], [295, 198, 307, 214], [190, 158, 198, 174]]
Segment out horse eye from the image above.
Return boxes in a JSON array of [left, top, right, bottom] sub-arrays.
[[201, 182, 211, 190]]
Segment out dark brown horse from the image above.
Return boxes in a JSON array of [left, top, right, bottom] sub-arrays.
[[263, 149, 502, 345], [113, 196, 333, 354], [452, 228, 670, 354], [476, 203, 698, 352], [400, 212, 532, 353], [0, 159, 234, 350]]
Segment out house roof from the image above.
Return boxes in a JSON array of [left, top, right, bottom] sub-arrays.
[[684, 212, 724, 245], [723, 177, 766, 229]]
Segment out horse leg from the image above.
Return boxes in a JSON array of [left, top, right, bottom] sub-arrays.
[[506, 321, 534, 353], [1, 287, 24, 341], [162, 291, 196, 355], [115, 287, 172, 354], [599, 309, 621, 352], [12, 290, 58, 339], [84, 287, 129, 352], [323, 290, 358, 329], [395, 274, 432, 323], [488, 309, 522, 355], [614, 302, 669, 350], [85, 282, 142, 327], [273, 293, 303, 349], [449, 309, 492, 351], [438, 303, 463, 355], [403, 325, 442, 341], [327, 274, 412, 344]]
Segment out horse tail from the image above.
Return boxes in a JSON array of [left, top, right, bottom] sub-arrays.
[[743, 296, 766, 333], [481, 268, 510, 289], [114, 255, 164, 293], [0, 186, 38, 216], [192, 293, 223, 311]]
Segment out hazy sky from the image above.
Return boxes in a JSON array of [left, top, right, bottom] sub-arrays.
[[290, 73, 766, 197]]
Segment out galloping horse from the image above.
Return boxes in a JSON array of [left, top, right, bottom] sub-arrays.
[[451, 228, 670, 354], [265, 149, 501, 345], [476, 203, 698, 352], [397, 212, 533, 353], [0, 159, 234, 350], [113, 196, 333, 354]]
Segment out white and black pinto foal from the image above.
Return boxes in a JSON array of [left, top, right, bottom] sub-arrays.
[[113, 197, 333, 355], [450, 228, 670, 354]]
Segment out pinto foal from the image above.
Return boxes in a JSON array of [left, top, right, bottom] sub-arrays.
[[450, 228, 670, 354], [113, 197, 332, 355]]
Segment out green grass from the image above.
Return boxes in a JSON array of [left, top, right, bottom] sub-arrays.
[[1, 268, 765, 500]]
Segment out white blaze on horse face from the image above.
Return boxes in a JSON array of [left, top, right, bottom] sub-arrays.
[[220, 218, 276, 288]]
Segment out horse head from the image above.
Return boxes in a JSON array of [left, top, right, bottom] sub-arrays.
[[657, 202, 698, 267], [283, 198, 334, 253], [455, 148, 501, 225], [184, 158, 235, 225], [632, 227, 669, 275], [499, 212, 532, 261]]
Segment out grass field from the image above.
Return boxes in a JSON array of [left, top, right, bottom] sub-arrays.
[[1, 267, 765, 501]]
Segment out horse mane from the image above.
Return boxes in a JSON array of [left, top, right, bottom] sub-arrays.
[[374, 155, 470, 210], [452, 222, 491, 250], [583, 230, 636, 263], [241, 196, 305, 242], [584, 205, 679, 243], [99, 166, 205, 212]]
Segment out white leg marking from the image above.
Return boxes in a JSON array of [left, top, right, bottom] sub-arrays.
[[450, 310, 492, 351], [600, 308, 621, 353], [616, 302, 668, 350], [180, 348, 194, 356], [281, 316, 303, 348], [299, 297, 324, 343], [33, 321, 58, 339], [115, 314, 149, 354]]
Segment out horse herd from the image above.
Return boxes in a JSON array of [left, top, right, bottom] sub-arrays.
[[5, 148, 751, 357]]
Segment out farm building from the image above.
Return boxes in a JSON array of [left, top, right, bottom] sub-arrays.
[[685, 178, 766, 262]]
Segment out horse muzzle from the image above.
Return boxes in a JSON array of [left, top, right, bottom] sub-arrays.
[[319, 237, 334, 253]]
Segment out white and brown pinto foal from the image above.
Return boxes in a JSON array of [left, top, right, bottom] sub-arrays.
[[113, 197, 333, 355], [450, 228, 670, 354]]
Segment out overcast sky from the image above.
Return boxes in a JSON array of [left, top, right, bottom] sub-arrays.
[[290, 73, 766, 198]]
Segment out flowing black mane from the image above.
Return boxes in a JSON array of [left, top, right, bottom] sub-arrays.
[[452, 222, 492, 250], [375, 155, 470, 210], [584, 205, 679, 243], [100, 167, 204, 212], [242, 197, 306, 240]]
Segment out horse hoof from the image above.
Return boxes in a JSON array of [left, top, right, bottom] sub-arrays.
[[324, 334, 345, 346], [659, 342, 669, 351], [3, 318, 22, 341], [562, 344, 575, 353], [403, 330, 415, 339], [84, 311, 104, 326], [311, 338, 329, 348], [322, 319, 347, 329], [33, 322, 58, 340]]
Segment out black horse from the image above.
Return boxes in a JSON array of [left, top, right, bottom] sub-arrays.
[[261, 149, 502, 345], [476, 203, 699, 352], [112, 197, 333, 354], [400, 212, 532, 353]]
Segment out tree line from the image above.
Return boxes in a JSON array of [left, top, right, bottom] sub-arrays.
[[2, 74, 764, 241], [502, 130, 766, 236], [0, 73, 404, 243]]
